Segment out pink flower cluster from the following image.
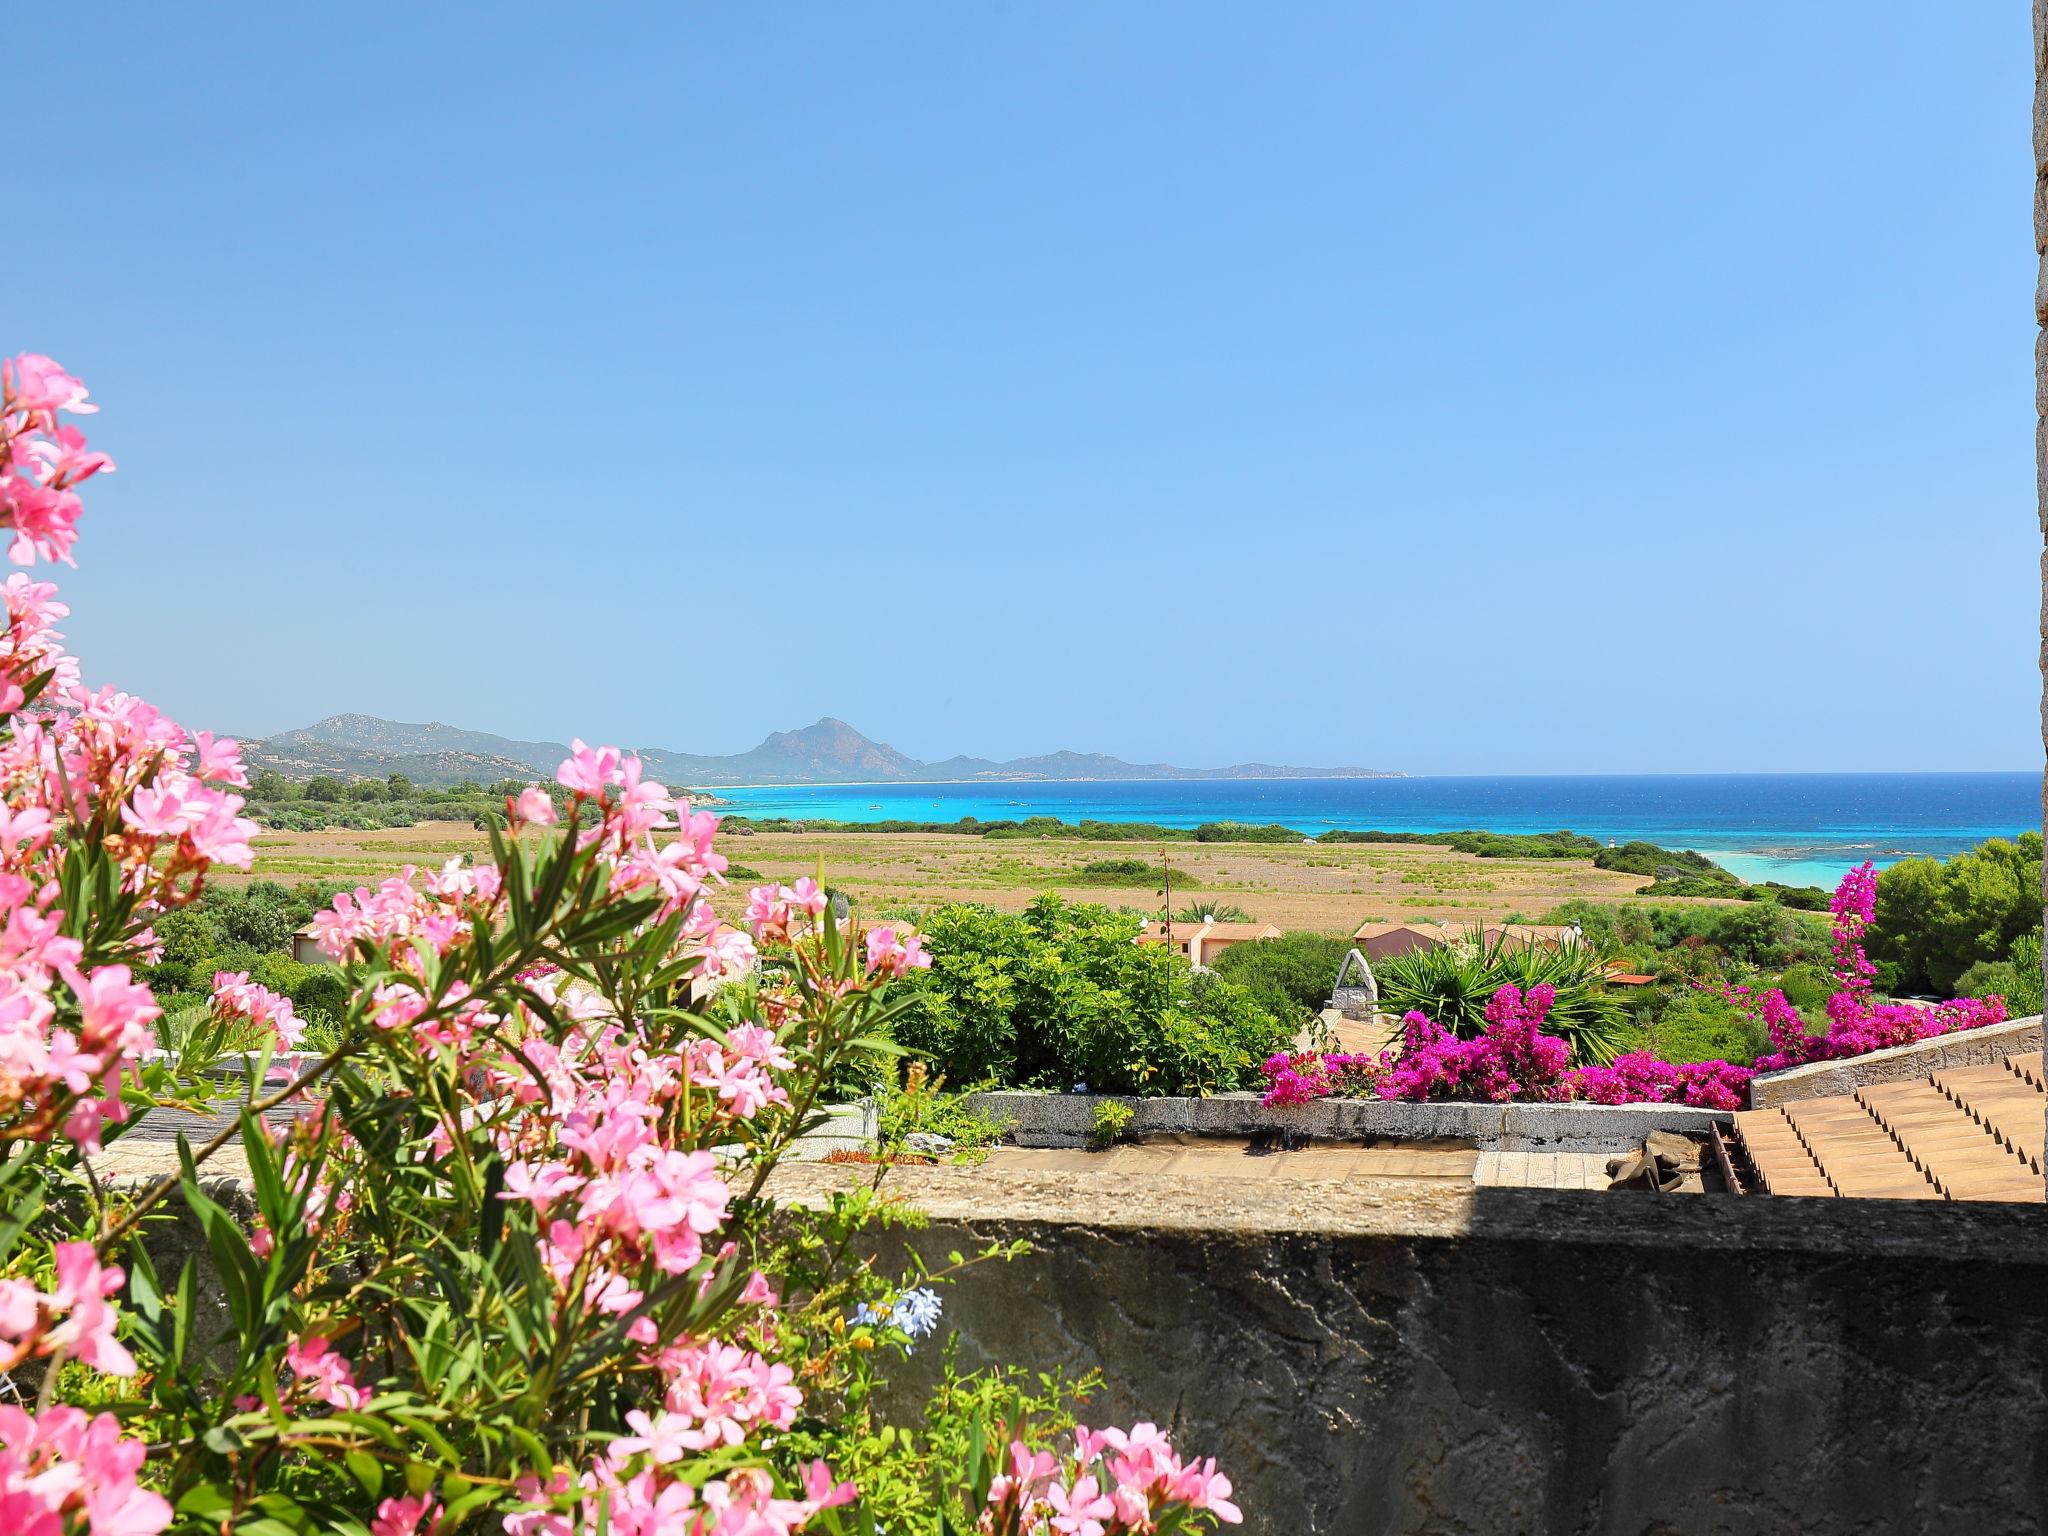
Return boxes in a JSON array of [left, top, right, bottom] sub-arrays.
[[980, 1421, 1240, 1534], [1380, 984, 1574, 1103], [1, 353, 107, 567], [0, 1404, 170, 1536], [1571, 1051, 1752, 1112], [0, 357, 264, 1155], [1258, 1049, 1382, 1107], [0, 1241, 133, 1378], [1744, 862, 2011, 1073], [210, 968, 304, 1050], [1263, 985, 1753, 1110], [502, 1456, 854, 1536], [285, 1334, 364, 1411]]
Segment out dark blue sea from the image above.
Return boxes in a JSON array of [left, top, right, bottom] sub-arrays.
[[713, 773, 2042, 886]]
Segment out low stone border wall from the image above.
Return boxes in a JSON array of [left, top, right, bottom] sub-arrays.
[[1748, 1014, 2045, 1108], [774, 1160, 2048, 1534], [965, 1090, 1729, 1153]]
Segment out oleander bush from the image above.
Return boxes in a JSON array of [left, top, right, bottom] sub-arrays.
[[0, 353, 1243, 1536]]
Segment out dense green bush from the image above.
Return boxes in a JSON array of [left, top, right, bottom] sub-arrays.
[[1776, 962, 1831, 1009], [1866, 833, 2041, 994], [1210, 930, 1350, 1026], [1316, 828, 1601, 859], [891, 894, 1292, 1095], [1619, 988, 1768, 1066], [1593, 841, 1725, 878], [1956, 930, 2045, 1017], [141, 879, 354, 1024], [1075, 856, 1184, 886], [1193, 821, 1301, 843]]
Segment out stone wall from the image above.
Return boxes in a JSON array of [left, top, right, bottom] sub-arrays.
[[967, 1089, 1729, 1153], [775, 1164, 2048, 1533], [1747, 1014, 2046, 1107]]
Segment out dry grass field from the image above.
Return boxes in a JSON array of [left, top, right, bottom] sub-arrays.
[[235, 821, 1694, 933]]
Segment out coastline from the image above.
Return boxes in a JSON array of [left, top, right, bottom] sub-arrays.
[[704, 771, 2040, 887]]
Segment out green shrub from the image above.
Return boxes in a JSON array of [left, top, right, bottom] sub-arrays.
[[1776, 962, 1830, 1009], [1867, 833, 2043, 993], [1076, 857, 1184, 886], [1193, 821, 1300, 843], [1210, 931, 1349, 1026], [1957, 931, 2044, 1017], [876, 1063, 1011, 1160], [1594, 841, 1725, 878], [1631, 989, 1766, 1066], [1088, 1099, 1135, 1148], [892, 894, 1292, 1095]]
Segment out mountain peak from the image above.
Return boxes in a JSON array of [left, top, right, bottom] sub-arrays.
[[756, 719, 919, 778], [243, 713, 1399, 787]]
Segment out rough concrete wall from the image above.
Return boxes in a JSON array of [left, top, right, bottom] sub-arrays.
[[873, 1186, 2048, 1533]]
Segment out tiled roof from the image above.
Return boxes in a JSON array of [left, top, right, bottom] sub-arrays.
[[1733, 1050, 2045, 1203]]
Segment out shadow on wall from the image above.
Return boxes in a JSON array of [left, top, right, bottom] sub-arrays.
[[887, 1190, 2048, 1533]]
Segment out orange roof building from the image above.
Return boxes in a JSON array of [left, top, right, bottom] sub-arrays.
[[1138, 918, 1281, 970]]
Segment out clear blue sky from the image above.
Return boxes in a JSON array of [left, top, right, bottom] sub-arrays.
[[14, 3, 2038, 774]]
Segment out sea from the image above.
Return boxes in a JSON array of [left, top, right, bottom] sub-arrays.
[[710, 773, 2043, 888]]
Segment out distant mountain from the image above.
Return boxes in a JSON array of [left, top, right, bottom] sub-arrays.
[[242, 714, 1400, 788]]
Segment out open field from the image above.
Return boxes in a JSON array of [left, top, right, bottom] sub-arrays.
[[235, 821, 1734, 932]]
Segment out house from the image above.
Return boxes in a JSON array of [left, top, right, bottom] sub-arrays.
[[1138, 917, 1282, 970], [291, 923, 330, 966], [1480, 922, 1584, 952], [1349, 921, 1454, 963]]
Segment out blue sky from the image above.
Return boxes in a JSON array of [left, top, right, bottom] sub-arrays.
[[13, 4, 2037, 774]]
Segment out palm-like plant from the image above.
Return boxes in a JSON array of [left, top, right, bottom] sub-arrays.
[[1377, 927, 1629, 1065]]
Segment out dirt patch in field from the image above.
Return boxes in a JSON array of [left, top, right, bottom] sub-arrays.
[[232, 822, 1721, 931]]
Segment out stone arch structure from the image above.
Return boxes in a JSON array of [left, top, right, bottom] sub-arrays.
[[1329, 947, 1379, 1020]]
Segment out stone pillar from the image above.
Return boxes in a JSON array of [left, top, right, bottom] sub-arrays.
[[2036, 0, 2048, 1193]]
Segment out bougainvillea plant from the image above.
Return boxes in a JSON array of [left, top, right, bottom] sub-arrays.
[[1261, 984, 1750, 1110], [0, 354, 1243, 1535], [1739, 861, 2007, 1072], [1262, 861, 2017, 1112]]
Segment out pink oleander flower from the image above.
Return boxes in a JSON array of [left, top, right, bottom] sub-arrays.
[[4, 354, 97, 420], [555, 739, 622, 797], [0, 1405, 169, 1536], [286, 1334, 365, 1411], [370, 1493, 440, 1536], [210, 969, 304, 1050], [865, 924, 931, 980]]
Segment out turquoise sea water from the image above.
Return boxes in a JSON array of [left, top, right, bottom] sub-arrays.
[[711, 773, 2042, 887]]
